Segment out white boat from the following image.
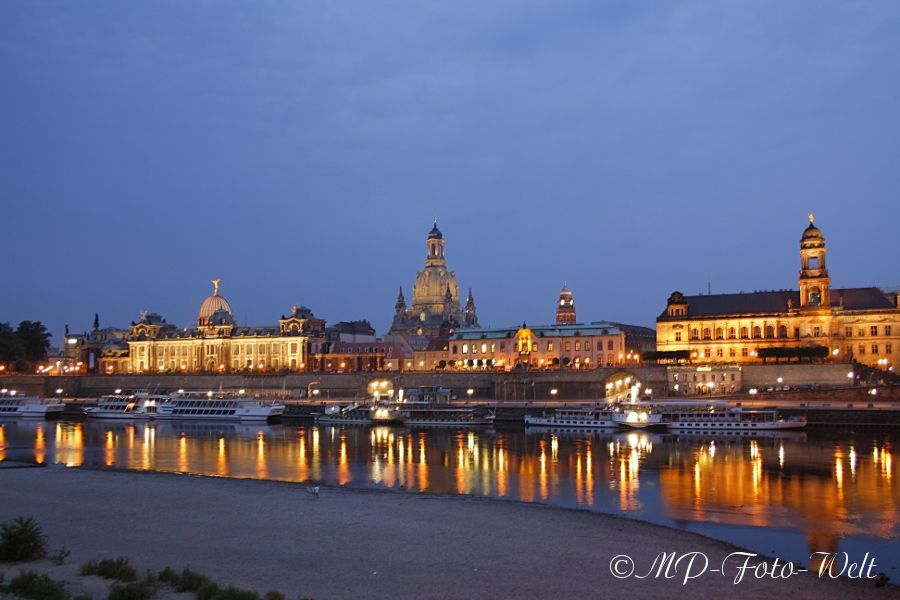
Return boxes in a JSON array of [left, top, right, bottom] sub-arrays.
[[402, 406, 495, 428], [661, 405, 806, 431], [0, 390, 64, 419], [524, 407, 616, 429], [84, 391, 166, 420], [155, 391, 283, 422]]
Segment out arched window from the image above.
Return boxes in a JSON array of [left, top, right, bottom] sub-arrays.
[[715, 328, 723, 340], [702, 328, 711, 340], [778, 325, 788, 338], [691, 329, 699, 340], [728, 327, 736, 339], [740, 327, 748, 339], [765, 326, 774, 338], [808, 287, 822, 306], [752, 326, 761, 339]]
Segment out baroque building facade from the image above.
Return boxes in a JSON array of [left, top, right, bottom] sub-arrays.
[[656, 217, 899, 368], [388, 223, 479, 348], [125, 280, 327, 373], [414, 285, 655, 371]]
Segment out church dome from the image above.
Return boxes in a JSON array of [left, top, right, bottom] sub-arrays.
[[427, 222, 443, 239], [198, 279, 233, 325]]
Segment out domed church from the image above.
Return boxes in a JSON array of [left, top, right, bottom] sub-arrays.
[[388, 222, 479, 347]]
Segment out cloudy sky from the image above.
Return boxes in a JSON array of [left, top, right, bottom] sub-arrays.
[[2, 1, 899, 342]]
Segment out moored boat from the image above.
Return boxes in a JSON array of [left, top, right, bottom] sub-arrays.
[[155, 391, 283, 422], [0, 390, 64, 419], [84, 391, 165, 420], [524, 407, 615, 429]]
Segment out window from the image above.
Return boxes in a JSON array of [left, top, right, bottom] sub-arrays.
[[290, 343, 298, 353], [691, 329, 699, 340], [608, 341, 614, 350], [728, 327, 736, 339], [729, 348, 736, 357], [462, 344, 468, 354], [547, 342, 553, 351], [872, 344, 879, 354], [703, 349, 711, 358], [584, 341, 591, 351], [500, 342, 506, 351], [715, 328, 723, 340], [765, 326, 774, 338], [481, 343, 487, 353], [887, 344, 893, 354], [575, 342, 581, 351], [741, 348, 748, 357], [808, 287, 822, 306], [702, 328, 711, 340], [452, 345, 458, 355], [716, 348, 723, 357], [859, 345, 866, 356], [886, 326, 892, 336], [564, 342, 571, 352], [740, 327, 749, 339], [491, 344, 495, 353], [752, 326, 761, 339], [778, 325, 788, 338], [871, 326, 878, 336], [813, 326, 821, 337], [809, 256, 819, 269], [675, 332, 682, 342], [532, 343, 537, 352], [845, 327, 853, 337]]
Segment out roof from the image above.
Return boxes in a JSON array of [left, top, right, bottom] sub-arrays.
[[659, 287, 894, 320]]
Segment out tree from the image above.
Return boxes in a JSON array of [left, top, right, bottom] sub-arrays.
[[0, 322, 22, 363], [15, 321, 51, 363]]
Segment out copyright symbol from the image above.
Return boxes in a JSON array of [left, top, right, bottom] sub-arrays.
[[609, 554, 635, 579]]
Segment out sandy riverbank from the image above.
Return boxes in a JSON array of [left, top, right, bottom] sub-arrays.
[[0, 466, 895, 599]]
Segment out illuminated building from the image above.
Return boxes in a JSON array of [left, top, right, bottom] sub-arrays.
[[443, 322, 654, 371], [126, 280, 327, 373], [388, 222, 479, 348], [656, 216, 900, 368]]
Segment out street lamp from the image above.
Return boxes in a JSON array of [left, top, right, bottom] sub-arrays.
[[466, 388, 474, 402], [550, 388, 558, 399]]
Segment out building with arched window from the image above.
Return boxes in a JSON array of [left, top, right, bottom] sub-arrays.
[[124, 280, 327, 374], [656, 216, 899, 368]]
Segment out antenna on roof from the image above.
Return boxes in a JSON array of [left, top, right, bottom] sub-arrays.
[[708, 282, 712, 295]]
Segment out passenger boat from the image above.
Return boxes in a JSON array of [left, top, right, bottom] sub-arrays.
[[401, 406, 495, 428], [155, 391, 283, 422], [0, 390, 64, 419], [84, 391, 166, 420], [660, 404, 807, 431], [524, 407, 616, 429]]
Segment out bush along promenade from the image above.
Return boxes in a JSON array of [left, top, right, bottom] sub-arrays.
[[0, 516, 304, 600]]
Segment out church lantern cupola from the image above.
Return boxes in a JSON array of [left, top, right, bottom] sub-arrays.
[[798, 214, 830, 309], [426, 221, 446, 266]]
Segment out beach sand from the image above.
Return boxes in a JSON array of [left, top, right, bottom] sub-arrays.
[[0, 466, 895, 600]]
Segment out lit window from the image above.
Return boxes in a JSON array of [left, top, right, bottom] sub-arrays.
[[871, 326, 878, 336]]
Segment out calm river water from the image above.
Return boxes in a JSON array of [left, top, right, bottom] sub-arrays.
[[1, 419, 898, 578]]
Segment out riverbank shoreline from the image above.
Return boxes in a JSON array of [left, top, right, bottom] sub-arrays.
[[1, 466, 896, 599]]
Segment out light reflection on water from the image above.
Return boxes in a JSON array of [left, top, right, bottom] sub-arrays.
[[0, 420, 897, 577]]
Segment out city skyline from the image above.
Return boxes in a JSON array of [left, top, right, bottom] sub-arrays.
[[3, 2, 899, 342]]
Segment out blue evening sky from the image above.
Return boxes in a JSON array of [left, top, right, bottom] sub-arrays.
[[2, 1, 899, 342]]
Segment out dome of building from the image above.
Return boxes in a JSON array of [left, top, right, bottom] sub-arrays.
[[801, 214, 823, 239], [198, 279, 233, 325], [427, 222, 443, 239]]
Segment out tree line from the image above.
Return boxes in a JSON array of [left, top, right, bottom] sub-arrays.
[[0, 321, 52, 371]]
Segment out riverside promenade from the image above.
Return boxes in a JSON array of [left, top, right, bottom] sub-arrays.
[[1, 467, 896, 599]]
